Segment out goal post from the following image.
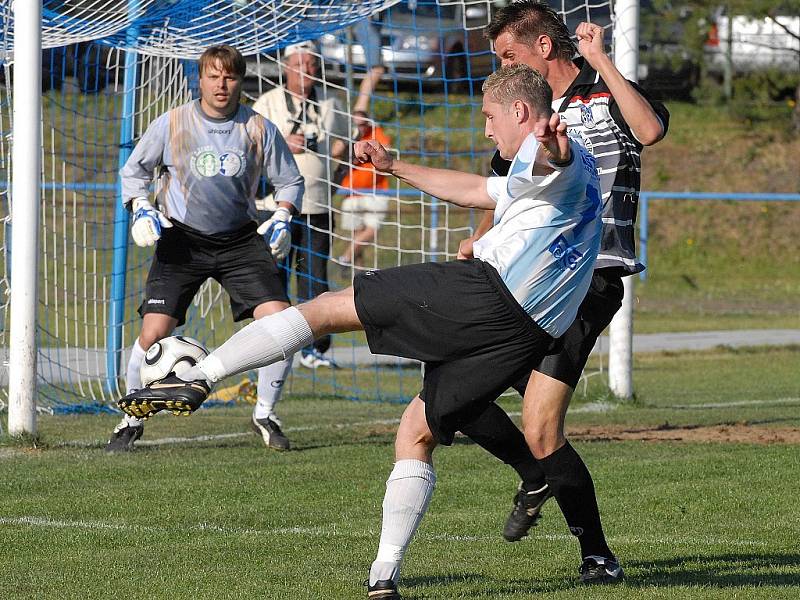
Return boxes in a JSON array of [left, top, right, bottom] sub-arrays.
[[608, 0, 638, 399], [7, 0, 42, 436]]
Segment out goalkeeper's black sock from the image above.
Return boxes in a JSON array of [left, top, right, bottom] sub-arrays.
[[461, 402, 547, 490], [538, 441, 613, 559]]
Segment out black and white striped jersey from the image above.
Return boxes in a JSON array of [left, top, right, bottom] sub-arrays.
[[492, 59, 669, 275]]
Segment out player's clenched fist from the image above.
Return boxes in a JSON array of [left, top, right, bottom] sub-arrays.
[[354, 139, 393, 172], [535, 111, 571, 165], [131, 197, 173, 247], [575, 22, 607, 65]]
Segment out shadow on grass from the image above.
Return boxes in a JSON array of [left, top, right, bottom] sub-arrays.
[[395, 553, 800, 596], [399, 572, 571, 597], [626, 553, 800, 588]]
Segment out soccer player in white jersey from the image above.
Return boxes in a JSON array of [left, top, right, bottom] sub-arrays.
[[452, 2, 669, 585], [117, 63, 602, 598], [105, 45, 305, 452]]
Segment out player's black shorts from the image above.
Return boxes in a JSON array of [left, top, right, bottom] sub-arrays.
[[353, 259, 554, 446], [139, 221, 288, 326], [513, 269, 624, 391]]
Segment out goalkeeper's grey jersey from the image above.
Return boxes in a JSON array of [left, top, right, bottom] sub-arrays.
[[120, 100, 304, 235]]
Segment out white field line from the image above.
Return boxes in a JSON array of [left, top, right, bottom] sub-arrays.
[[662, 397, 800, 410], [0, 515, 769, 548], [88, 397, 799, 448]]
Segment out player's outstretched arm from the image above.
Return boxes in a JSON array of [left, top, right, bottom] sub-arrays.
[[576, 21, 664, 146], [354, 140, 495, 209]]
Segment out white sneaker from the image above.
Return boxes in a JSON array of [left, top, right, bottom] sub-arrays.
[[298, 349, 338, 369]]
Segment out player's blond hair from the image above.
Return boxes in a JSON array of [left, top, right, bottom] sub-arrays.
[[482, 64, 553, 116]]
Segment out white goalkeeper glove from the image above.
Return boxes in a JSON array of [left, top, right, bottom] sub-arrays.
[[130, 197, 172, 247], [257, 206, 292, 261]]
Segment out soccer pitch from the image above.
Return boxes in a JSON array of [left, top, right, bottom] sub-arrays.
[[1, 345, 799, 599]]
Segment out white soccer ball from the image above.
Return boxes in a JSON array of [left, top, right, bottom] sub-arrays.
[[140, 335, 209, 386]]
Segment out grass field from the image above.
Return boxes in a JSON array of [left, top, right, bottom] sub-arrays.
[[2, 345, 799, 599]]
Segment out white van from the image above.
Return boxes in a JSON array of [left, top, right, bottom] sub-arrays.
[[705, 13, 800, 74]]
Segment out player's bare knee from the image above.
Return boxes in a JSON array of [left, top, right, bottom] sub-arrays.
[[138, 329, 169, 351], [524, 424, 564, 459], [395, 397, 436, 460]]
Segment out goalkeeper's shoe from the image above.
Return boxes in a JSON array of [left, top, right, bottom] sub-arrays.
[[502, 483, 553, 541], [104, 420, 144, 452], [251, 415, 291, 451], [117, 374, 211, 419], [366, 579, 400, 600], [579, 556, 625, 585]]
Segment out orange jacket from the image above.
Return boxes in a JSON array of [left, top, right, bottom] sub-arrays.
[[341, 125, 391, 192]]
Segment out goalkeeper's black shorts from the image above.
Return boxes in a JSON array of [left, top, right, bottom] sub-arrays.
[[353, 259, 555, 446], [138, 221, 289, 326]]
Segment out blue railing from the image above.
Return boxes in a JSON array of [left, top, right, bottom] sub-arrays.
[[638, 191, 800, 281]]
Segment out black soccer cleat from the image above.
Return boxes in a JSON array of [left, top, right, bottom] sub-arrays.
[[104, 421, 144, 452], [251, 415, 291, 451], [579, 555, 625, 585], [366, 579, 401, 600], [117, 373, 211, 419], [502, 483, 553, 541]]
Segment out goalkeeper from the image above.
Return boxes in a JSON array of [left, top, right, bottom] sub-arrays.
[[105, 44, 304, 453], [118, 64, 603, 598]]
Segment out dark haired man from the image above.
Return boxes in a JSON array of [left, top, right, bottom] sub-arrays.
[[106, 44, 305, 453], [458, 0, 670, 585]]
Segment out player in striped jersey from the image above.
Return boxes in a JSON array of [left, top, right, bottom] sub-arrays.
[[456, 1, 670, 584]]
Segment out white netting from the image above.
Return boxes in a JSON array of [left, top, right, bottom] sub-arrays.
[[0, 0, 615, 412], [1, 1, 400, 56]]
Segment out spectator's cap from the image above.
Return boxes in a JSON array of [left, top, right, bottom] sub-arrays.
[[283, 41, 318, 58]]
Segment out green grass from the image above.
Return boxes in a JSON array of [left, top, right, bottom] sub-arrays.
[[1, 346, 799, 599]]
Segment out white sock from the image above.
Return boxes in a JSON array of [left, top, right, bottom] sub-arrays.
[[188, 307, 314, 384], [253, 357, 293, 420], [122, 340, 146, 427], [369, 459, 436, 586]]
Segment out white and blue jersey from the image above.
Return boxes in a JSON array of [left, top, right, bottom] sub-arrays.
[[120, 100, 304, 235], [473, 134, 602, 337]]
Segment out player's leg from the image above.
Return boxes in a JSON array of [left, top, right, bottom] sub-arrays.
[[368, 396, 437, 600], [117, 287, 362, 418], [107, 224, 206, 448], [459, 403, 551, 541], [521, 271, 625, 584], [106, 314, 179, 452], [522, 373, 621, 583], [216, 228, 297, 450], [251, 300, 293, 450]]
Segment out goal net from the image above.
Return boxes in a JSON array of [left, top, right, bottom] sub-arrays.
[[0, 0, 614, 414]]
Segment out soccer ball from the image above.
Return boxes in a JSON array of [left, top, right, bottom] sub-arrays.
[[140, 336, 209, 386]]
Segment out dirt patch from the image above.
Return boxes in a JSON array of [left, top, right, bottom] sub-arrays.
[[567, 423, 800, 444]]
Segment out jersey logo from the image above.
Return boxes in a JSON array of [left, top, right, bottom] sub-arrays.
[[580, 104, 596, 129], [191, 148, 220, 177], [219, 150, 245, 177], [549, 234, 584, 271], [190, 146, 246, 178]]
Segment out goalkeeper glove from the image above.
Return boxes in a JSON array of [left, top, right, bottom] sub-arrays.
[[130, 197, 172, 247], [257, 206, 292, 261]]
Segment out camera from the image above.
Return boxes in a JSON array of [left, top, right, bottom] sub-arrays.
[[304, 132, 318, 153]]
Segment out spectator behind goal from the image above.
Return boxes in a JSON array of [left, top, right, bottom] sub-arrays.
[[338, 110, 392, 271]]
